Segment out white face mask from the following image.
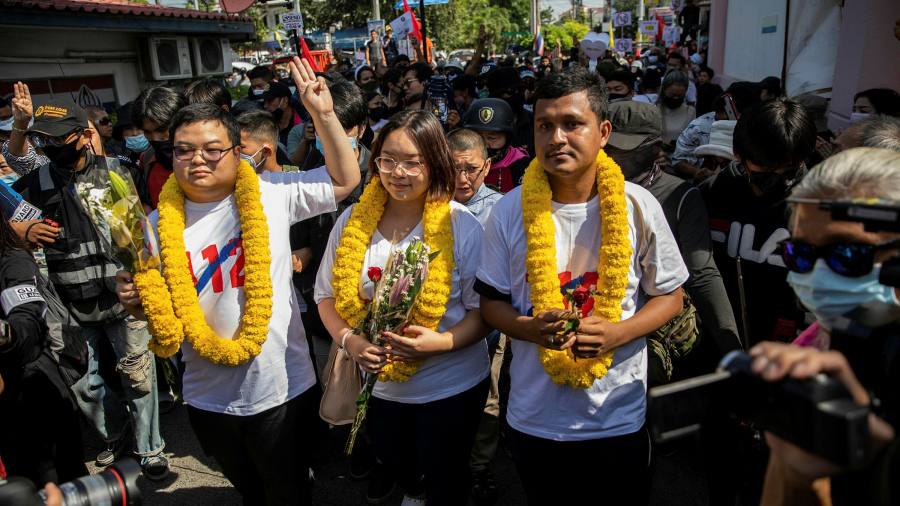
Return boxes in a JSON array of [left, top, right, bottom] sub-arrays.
[[850, 111, 872, 124], [240, 147, 267, 172]]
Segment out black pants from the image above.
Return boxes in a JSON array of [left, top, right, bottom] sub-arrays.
[[0, 365, 86, 487], [187, 387, 318, 506], [507, 424, 652, 506], [367, 377, 489, 506]]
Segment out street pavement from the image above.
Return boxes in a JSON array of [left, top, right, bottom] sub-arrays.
[[83, 400, 708, 505]]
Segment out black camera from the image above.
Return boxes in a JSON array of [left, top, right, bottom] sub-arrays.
[[0, 459, 141, 506], [648, 351, 871, 467]]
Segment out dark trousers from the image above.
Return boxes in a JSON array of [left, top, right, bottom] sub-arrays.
[[187, 387, 318, 506], [367, 377, 490, 506], [507, 424, 652, 506], [0, 368, 87, 487]]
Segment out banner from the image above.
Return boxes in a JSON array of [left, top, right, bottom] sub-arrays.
[[614, 38, 633, 53], [640, 20, 658, 37], [389, 12, 415, 40], [367, 19, 385, 36], [612, 11, 632, 28]]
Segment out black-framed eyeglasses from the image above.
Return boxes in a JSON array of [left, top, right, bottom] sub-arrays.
[[780, 239, 900, 277], [173, 145, 237, 162], [375, 156, 423, 176], [402, 78, 419, 88]]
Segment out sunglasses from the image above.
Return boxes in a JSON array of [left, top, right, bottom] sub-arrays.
[[96, 117, 112, 126], [780, 239, 900, 277]]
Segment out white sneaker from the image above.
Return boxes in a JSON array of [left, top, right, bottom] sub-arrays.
[[400, 494, 426, 506]]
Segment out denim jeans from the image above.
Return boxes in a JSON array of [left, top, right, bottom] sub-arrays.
[[71, 316, 165, 457]]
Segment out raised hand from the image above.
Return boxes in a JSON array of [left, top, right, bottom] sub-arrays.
[[289, 56, 333, 118], [12, 82, 33, 127]]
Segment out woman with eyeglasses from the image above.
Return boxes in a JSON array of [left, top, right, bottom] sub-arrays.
[[315, 110, 491, 505], [402, 63, 434, 111], [750, 147, 900, 506]]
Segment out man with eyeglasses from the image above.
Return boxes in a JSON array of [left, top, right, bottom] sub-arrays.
[[448, 128, 501, 225], [11, 98, 168, 481], [115, 58, 361, 505]]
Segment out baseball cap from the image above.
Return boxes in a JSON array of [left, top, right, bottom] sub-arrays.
[[28, 99, 88, 138], [607, 101, 662, 150], [519, 70, 536, 80], [261, 81, 292, 101]]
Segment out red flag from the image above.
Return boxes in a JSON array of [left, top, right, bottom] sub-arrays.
[[300, 37, 321, 72], [656, 14, 664, 41], [402, 0, 422, 41]]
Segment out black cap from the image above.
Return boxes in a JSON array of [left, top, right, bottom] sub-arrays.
[[262, 81, 292, 101], [29, 99, 88, 137], [463, 98, 515, 134], [486, 67, 521, 94], [607, 101, 662, 150]]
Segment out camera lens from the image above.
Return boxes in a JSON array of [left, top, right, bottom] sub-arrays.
[[56, 459, 141, 506]]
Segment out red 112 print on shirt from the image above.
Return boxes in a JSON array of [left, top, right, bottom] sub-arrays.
[[185, 237, 245, 293]]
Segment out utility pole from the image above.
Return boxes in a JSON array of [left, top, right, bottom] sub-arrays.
[[372, 0, 380, 21]]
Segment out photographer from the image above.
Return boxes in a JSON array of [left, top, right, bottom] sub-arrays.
[[751, 147, 899, 506], [0, 212, 87, 487]]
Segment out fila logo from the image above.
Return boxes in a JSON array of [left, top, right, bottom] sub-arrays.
[[709, 219, 789, 267]]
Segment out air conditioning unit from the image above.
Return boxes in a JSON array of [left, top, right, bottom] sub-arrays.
[[148, 36, 193, 80], [191, 37, 233, 77]]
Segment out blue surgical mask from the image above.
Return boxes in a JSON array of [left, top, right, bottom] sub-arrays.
[[850, 112, 872, 124], [315, 135, 358, 154], [125, 133, 149, 153], [240, 147, 267, 172], [648, 55, 658, 64], [788, 260, 900, 330], [0, 172, 19, 185]]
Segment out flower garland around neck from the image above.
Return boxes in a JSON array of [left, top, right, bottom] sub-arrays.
[[134, 160, 273, 366], [521, 148, 633, 389], [332, 177, 454, 382]]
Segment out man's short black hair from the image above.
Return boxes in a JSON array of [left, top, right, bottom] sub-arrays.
[[247, 65, 274, 81], [699, 66, 715, 79], [237, 110, 278, 145], [641, 68, 662, 91], [854, 88, 900, 117], [733, 98, 816, 170], [327, 75, 368, 130], [405, 62, 434, 84], [169, 103, 241, 148], [534, 67, 609, 122], [131, 86, 187, 129], [667, 52, 686, 66], [394, 54, 411, 66], [453, 75, 477, 98], [184, 78, 232, 110], [607, 70, 634, 90]]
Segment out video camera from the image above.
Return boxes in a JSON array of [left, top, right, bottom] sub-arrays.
[[649, 201, 900, 468], [648, 351, 870, 467], [0, 459, 141, 506]]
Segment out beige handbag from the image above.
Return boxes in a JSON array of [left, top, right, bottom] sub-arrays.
[[319, 340, 363, 426]]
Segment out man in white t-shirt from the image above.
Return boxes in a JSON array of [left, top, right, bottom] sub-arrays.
[[116, 58, 361, 505], [475, 67, 689, 505]]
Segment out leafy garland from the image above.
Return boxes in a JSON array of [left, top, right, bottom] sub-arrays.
[[332, 178, 454, 382], [135, 160, 273, 366], [521, 149, 633, 389]]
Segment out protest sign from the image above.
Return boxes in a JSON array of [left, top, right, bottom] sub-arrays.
[[640, 20, 658, 37], [614, 38, 633, 53], [613, 11, 632, 28], [367, 19, 385, 36], [390, 12, 415, 40], [282, 12, 303, 31]]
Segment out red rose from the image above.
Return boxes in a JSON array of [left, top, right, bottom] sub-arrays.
[[367, 266, 383, 283], [571, 286, 591, 307]]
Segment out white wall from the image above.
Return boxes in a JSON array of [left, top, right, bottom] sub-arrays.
[[1, 28, 144, 104], [723, 0, 786, 82]]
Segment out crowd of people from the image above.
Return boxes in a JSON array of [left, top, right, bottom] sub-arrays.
[[0, 24, 899, 506]]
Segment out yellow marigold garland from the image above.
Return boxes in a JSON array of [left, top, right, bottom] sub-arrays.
[[332, 178, 455, 382], [521, 149, 633, 388], [139, 160, 273, 366]]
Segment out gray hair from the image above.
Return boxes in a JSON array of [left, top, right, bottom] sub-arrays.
[[858, 115, 900, 152], [791, 147, 900, 201], [660, 70, 690, 95]]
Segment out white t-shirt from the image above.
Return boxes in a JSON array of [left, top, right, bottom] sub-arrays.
[[315, 201, 490, 404], [149, 168, 335, 416], [476, 183, 689, 441]]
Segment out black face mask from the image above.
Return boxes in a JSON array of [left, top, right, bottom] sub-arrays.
[[43, 141, 83, 169], [610, 143, 661, 181], [369, 105, 390, 122], [662, 95, 685, 109], [608, 93, 629, 102], [149, 140, 174, 170], [487, 145, 507, 161], [270, 107, 285, 123], [744, 164, 797, 198]]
